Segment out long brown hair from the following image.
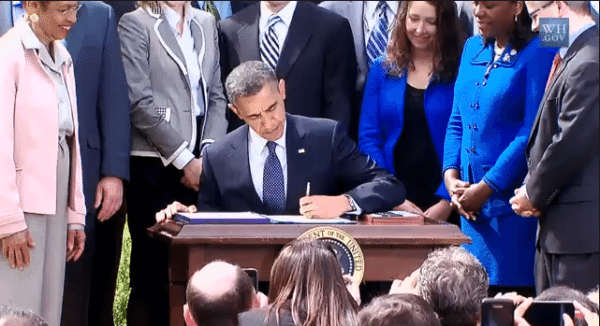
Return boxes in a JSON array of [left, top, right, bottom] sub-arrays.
[[268, 238, 359, 326], [385, 1, 463, 82]]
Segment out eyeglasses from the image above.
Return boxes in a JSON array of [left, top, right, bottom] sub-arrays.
[[57, 3, 82, 17], [529, 1, 555, 20]]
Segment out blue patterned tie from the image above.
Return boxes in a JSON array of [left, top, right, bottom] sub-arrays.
[[366, 1, 390, 67], [263, 141, 285, 214], [260, 14, 282, 71]]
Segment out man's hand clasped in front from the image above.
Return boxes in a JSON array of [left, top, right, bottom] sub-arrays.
[[181, 158, 202, 191], [509, 185, 541, 217]]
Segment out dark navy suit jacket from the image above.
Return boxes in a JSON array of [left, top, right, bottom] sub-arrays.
[[65, 1, 131, 217], [198, 114, 405, 214]]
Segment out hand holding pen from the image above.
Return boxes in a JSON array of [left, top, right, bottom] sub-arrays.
[[299, 182, 355, 219]]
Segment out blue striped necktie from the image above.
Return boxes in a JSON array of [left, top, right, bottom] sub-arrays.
[[263, 141, 285, 214], [260, 14, 282, 71], [366, 1, 390, 67]]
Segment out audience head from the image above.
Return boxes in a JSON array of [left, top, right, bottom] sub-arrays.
[[0, 305, 48, 326], [588, 287, 599, 306], [536, 285, 599, 326], [417, 246, 489, 326], [225, 61, 286, 141], [473, 1, 534, 50], [22, 1, 79, 46], [358, 293, 441, 326], [525, 1, 594, 31], [268, 238, 359, 326], [184, 260, 256, 326], [387, 1, 463, 82]]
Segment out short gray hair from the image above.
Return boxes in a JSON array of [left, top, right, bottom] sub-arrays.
[[565, 1, 592, 15], [0, 305, 48, 326], [224, 61, 278, 106], [417, 246, 489, 326]]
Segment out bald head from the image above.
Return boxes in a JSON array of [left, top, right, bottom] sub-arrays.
[[186, 261, 255, 326], [190, 261, 239, 300]]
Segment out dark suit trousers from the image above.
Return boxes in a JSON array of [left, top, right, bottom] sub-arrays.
[[535, 247, 599, 294], [126, 156, 197, 326], [62, 209, 125, 326]]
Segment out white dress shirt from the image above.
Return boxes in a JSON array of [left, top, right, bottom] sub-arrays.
[[259, 1, 298, 50], [162, 3, 205, 169], [11, 1, 26, 26], [248, 123, 288, 201], [363, 1, 398, 49]]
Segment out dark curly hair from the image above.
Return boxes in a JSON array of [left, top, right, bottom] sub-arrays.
[[385, 1, 464, 83]]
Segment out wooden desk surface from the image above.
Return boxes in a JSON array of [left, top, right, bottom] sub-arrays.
[[149, 218, 470, 246]]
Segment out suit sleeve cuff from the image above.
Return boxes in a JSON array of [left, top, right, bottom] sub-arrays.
[[343, 195, 363, 215], [67, 223, 85, 231], [172, 149, 195, 170]]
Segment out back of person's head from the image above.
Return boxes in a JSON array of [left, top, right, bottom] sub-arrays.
[[417, 246, 489, 326], [536, 285, 599, 326], [268, 238, 359, 326], [0, 305, 48, 326], [358, 293, 441, 326], [565, 1, 593, 16], [587, 286, 599, 306], [185, 260, 255, 326]]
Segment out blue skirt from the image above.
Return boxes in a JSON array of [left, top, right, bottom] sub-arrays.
[[461, 212, 537, 286]]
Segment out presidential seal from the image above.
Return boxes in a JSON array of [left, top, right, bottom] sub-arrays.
[[299, 227, 364, 283]]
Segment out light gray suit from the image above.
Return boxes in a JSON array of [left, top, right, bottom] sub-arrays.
[[0, 1, 13, 36], [118, 6, 227, 165], [319, 1, 368, 93]]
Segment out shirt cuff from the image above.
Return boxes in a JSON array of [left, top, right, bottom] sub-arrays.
[[172, 149, 195, 170], [67, 223, 85, 231], [523, 186, 530, 200], [344, 195, 363, 215]]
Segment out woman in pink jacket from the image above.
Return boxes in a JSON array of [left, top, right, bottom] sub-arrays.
[[0, 2, 86, 325]]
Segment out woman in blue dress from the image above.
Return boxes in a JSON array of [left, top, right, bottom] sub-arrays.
[[359, 1, 463, 221], [443, 1, 555, 289]]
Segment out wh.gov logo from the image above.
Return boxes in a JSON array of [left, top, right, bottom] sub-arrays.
[[540, 18, 569, 47]]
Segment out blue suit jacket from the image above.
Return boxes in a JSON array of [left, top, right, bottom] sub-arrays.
[[65, 1, 131, 217], [359, 57, 454, 201], [443, 36, 555, 218], [0, 1, 12, 36], [198, 114, 405, 214]]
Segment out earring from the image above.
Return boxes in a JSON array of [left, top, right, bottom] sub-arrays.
[[514, 14, 518, 23], [28, 13, 39, 23]]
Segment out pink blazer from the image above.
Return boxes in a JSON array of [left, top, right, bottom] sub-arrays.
[[0, 22, 86, 238]]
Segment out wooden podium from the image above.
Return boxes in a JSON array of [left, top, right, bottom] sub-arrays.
[[148, 218, 470, 326]]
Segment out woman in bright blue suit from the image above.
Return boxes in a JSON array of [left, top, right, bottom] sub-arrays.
[[359, 1, 463, 221], [442, 1, 556, 288]]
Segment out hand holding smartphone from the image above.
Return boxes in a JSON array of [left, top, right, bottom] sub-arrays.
[[243, 268, 259, 292], [481, 298, 576, 326]]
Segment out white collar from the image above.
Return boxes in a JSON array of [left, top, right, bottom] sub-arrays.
[[17, 19, 71, 69], [248, 119, 287, 152], [161, 2, 194, 34], [559, 21, 595, 59], [365, 1, 398, 20], [260, 1, 297, 27]]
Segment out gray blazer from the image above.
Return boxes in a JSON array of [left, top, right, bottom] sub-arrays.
[[118, 6, 227, 165], [525, 26, 599, 254], [319, 1, 368, 93]]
